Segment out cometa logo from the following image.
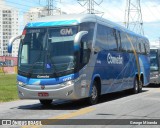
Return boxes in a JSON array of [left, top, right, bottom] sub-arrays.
[[37, 75, 49, 78], [107, 53, 123, 64]]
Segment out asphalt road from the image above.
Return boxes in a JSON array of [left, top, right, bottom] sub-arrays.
[[1, 85, 160, 128]]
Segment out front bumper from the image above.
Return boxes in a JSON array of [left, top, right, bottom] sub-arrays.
[[18, 83, 84, 100], [150, 76, 160, 84]]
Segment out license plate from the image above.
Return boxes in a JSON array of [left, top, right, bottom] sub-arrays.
[[38, 92, 49, 97]]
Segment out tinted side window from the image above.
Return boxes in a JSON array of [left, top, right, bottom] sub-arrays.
[[135, 37, 139, 53], [132, 36, 138, 52], [96, 24, 108, 49], [121, 32, 128, 51], [80, 22, 95, 45], [107, 28, 118, 51], [126, 34, 133, 52], [116, 31, 121, 51], [96, 24, 118, 51], [134, 38, 140, 53], [145, 40, 150, 54], [141, 42, 145, 54]]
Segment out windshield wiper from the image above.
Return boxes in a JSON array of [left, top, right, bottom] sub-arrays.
[[27, 50, 44, 77]]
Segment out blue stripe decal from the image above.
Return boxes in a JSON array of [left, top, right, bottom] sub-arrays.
[[17, 73, 79, 85], [26, 20, 79, 28]]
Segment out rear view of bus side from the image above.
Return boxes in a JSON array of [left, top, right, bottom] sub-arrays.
[[93, 18, 150, 99], [8, 14, 150, 105]]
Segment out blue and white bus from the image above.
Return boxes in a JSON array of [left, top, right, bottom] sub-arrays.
[[8, 14, 150, 105], [150, 45, 160, 84]]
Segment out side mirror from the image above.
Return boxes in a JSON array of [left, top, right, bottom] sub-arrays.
[[8, 35, 22, 53], [74, 31, 88, 44]]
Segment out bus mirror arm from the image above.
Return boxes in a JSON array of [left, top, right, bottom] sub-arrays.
[[93, 46, 100, 54], [74, 31, 88, 44], [8, 35, 22, 53], [94, 51, 98, 54]]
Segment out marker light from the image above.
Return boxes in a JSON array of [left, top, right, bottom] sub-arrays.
[[22, 30, 26, 35], [63, 80, 74, 87]]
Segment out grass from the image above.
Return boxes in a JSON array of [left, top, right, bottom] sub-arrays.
[[0, 74, 19, 102]]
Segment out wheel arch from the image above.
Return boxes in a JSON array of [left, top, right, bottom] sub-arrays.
[[89, 74, 101, 96]]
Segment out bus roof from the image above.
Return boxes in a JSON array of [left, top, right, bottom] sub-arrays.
[[26, 14, 147, 40]]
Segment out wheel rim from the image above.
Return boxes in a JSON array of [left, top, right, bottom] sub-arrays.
[[91, 86, 97, 100]]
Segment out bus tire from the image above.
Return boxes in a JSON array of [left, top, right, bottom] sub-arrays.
[[132, 77, 139, 94], [88, 81, 99, 105], [39, 99, 52, 106], [138, 79, 143, 93]]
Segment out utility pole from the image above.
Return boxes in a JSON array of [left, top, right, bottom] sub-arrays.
[[87, 0, 94, 14], [39, 0, 62, 16], [77, 0, 103, 14], [124, 0, 144, 35], [46, 0, 54, 16]]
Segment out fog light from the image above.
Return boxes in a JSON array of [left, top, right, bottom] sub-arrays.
[[66, 90, 73, 96], [19, 91, 24, 96]]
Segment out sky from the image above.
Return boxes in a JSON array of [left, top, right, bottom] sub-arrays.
[[0, 0, 160, 44]]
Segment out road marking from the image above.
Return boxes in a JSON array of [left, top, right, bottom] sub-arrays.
[[21, 107, 95, 128]]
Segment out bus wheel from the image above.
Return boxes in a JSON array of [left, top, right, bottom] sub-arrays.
[[132, 77, 139, 94], [88, 81, 99, 105], [39, 99, 52, 106], [138, 79, 143, 93]]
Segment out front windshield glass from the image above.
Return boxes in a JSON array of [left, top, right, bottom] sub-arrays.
[[18, 26, 78, 78], [150, 49, 159, 72], [48, 26, 78, 74], [19, 28, 47, 76]]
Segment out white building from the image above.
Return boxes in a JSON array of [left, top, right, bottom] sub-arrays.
[[24, 7, 66, 26], [0, 6, 19, 57], [23, 7, 48, 26]]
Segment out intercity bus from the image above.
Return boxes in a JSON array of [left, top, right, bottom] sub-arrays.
[[150, 46, 160, 84], [8, 14, 150, 105]]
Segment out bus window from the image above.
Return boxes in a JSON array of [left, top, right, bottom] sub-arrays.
[[131, 36, 137, 52], [80, 22, 95, 67], [121, 32, 127, 52], [80, 22, 95, 45], [80, 35, 91, 65], [107, 28, 117, 51], [141, 42, 145, 54], [96, 24, 108, 50], [137, 38, 142, 53], [145, 41, 150, 54], [132, 37, 138, 52], [116, 31, 121, 51], [150, 49, 159, 72], [126, 34, 133, 52]]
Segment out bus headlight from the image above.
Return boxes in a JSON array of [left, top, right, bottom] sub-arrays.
[[17, 81, 25, 87], [63, 80, 74, 87]]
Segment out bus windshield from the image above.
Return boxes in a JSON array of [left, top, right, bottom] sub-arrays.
[[150, 49, 159, 72], [18, 26, 78, 77]]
